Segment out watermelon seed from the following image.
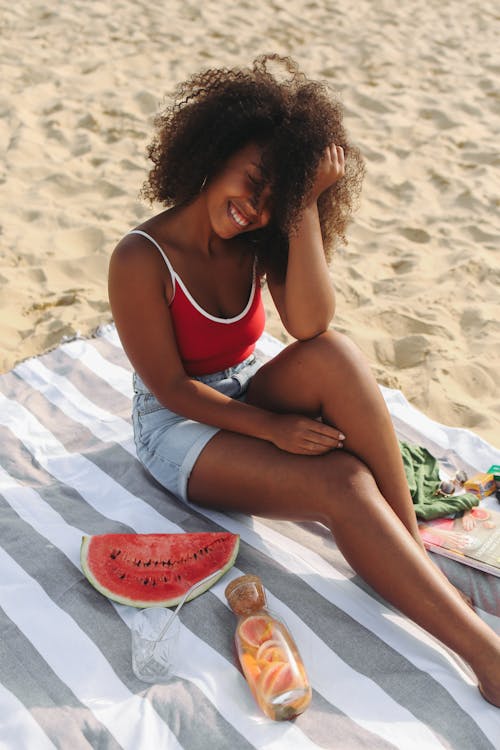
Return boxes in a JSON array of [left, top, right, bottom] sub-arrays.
[[109, 549, 121, 559]]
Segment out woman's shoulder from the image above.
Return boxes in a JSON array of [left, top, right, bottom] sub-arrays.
[[111, 230, 158, 270], [109, 225, 175, 298], [112, 212, 175, 262]]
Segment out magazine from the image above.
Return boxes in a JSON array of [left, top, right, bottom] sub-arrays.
[[418, 505, 500, 577]]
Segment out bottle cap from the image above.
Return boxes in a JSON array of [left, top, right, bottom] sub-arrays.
[[225, 574, 267, 615]]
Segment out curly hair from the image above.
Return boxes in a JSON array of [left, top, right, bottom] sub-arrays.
[[142, 54, 365, 281]]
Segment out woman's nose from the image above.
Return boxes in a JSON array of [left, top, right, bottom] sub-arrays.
[[252, 188, 272, 226], [258, 204, 271, 227]]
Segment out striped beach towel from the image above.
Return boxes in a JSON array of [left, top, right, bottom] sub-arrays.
[[0, 324, 498, 749]]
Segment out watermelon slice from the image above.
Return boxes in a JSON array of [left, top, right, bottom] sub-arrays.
[[80, 532, 239, 608]]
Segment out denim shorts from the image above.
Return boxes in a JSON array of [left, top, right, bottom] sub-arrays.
[[132, 354, 263, 503]]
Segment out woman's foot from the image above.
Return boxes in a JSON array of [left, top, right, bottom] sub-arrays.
[[478, 681, 500, 708], [475, 655, 500, 707]]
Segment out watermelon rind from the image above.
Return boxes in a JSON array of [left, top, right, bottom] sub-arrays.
[[80, 532, 239, 608]]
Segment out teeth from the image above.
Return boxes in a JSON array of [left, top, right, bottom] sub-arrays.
[[229, 202, 250, 227]]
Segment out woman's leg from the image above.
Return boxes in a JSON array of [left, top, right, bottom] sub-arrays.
[[246, 330, 423, 544], [188, 432, 500, 705], [246, 331, 476, 605], [186, 332, 500, 702]]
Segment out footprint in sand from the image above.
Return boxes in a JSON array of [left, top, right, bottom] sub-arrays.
[[351, 91, 393, 114], [43, 173, 88, 197], [388, 181, 415, 199], [26, 268, 47, 284], [77, 114, 100, 132], [88, 298, 110, 313], [458, 150, 500, 166], [21, 209, 42, 222], [133, 90, 159, 116], [43, 173, 127, 200], [95, 180, 128, 199], [460, 307, 485, 334], [70, 132, 92, 158], [465, 226, 498, 244], [120, 158, 144, 172], [361, 145, 386, 163], [397, 227, 431, 244], [53, 227, 105, 255], [374, 311, 449, 339], [375, 334, 430, 369], [478, 77, 496, 93], [390, 257, 417, 274], [459, 308, 499, 342], [455, 190, 481, 211], [449, 363, 497, 400], [418, 108, 459, 129], [429, 170, 451, 192]]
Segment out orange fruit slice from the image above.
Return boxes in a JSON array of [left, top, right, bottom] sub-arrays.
[[256, 639, 287, 664], [258, 661, 299, 699], [240, 652, 261, 684], [238, 614, 273, 649]]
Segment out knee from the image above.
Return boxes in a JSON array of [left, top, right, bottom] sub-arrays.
[[313, 452, 379, 522], [327, 451, 376, 495], [301, 330, 368, 373]]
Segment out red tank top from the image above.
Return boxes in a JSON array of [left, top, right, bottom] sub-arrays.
[[130, 230, 266, 376]]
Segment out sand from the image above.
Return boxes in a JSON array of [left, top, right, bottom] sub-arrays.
[[1, 0, 499, 448]]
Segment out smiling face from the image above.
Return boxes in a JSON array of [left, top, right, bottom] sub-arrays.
[[205, 143, 272, 240]]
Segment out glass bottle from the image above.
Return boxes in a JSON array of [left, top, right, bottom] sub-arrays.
[[225, 574, 312, 721]]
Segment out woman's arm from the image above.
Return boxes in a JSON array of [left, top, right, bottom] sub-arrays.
[[109, 234, 344, 455], [267, 144, 344, 340]]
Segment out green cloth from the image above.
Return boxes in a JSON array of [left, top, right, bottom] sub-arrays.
[[399, 441, 479, 520]]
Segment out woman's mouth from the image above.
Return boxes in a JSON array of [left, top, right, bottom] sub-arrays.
[[228, 201, 251, 229]]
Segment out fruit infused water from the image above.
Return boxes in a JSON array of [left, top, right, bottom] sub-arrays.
[[225, 574, 311, 721]]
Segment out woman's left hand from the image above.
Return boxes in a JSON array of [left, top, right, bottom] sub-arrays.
[[309, 143, 345, 203]]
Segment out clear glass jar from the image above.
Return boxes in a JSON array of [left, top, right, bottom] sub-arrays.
[[225, 574, 311, 721]]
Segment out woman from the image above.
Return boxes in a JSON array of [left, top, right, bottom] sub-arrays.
[[109, 55, 499, 705]]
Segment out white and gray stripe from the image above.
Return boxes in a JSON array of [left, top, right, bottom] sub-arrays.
[[0, 325, 498, 749]]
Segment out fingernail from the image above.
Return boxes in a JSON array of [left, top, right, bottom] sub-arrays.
[[339, 433, 346, 440], [338, 442, 343, 449]]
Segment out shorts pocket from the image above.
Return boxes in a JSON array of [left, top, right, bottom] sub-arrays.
[[134, 392, 165, 417]]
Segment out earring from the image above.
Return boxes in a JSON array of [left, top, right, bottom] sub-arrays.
[[200, 175, 208, 192]]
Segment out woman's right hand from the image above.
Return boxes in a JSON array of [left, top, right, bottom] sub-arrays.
[[309, 143, 345, 203], [267, 413, 345, 455]]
